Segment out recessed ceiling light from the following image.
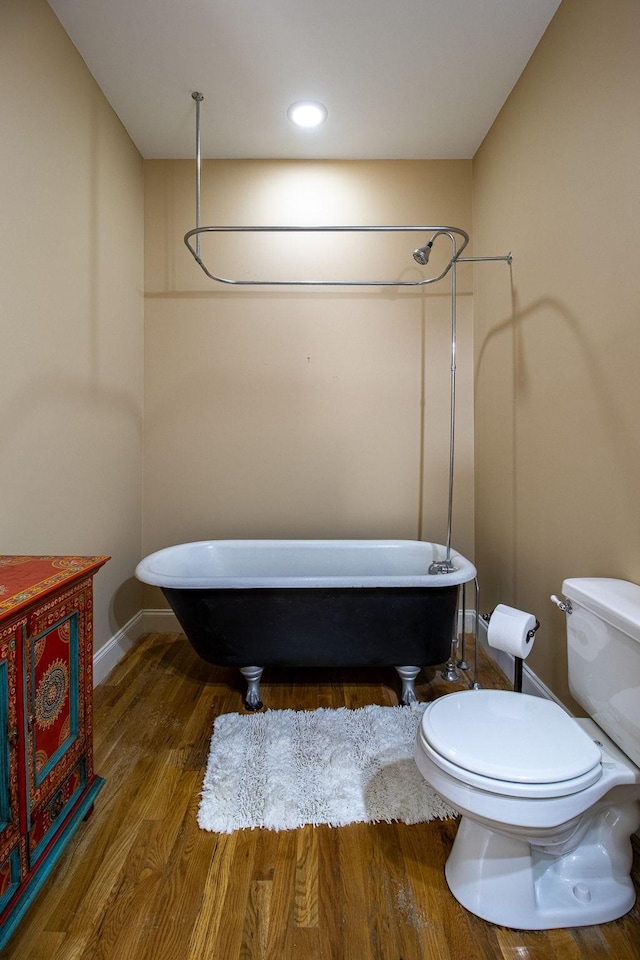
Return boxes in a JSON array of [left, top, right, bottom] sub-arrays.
[[287, 100, 328, 128]]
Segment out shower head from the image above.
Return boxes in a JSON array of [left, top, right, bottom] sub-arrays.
[[413, 241, 433, 266]]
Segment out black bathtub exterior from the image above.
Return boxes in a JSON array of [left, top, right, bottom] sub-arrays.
[[163, 583, 458, 698], [136, 538, 476, 710]]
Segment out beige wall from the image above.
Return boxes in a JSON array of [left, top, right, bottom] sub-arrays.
[[143, 159, 475, 605], [0, 0, 144, 648], [473, 0, 640, 706], [8, 0, 636, 713]]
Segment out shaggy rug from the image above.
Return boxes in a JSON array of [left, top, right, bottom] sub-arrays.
[[197, 703, 457, 833]]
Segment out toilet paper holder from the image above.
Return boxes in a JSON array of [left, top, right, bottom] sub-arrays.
[[514, 618, 540, 692], [482, 611, 540, 693]]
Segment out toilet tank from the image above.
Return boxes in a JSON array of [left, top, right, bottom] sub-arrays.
[[563, 577, 640, 768]]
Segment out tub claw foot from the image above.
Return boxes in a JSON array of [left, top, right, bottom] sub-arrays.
[[395, 666, 421, 705], [240, 666, 264, 711]]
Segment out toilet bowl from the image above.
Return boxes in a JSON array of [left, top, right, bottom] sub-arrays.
[[414, 577, 640, 930]]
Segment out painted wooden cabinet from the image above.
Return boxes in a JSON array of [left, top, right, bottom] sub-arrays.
[[0, 555, 108, 948]]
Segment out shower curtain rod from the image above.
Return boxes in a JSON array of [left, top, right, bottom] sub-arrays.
[[183, 93, 512, 286]]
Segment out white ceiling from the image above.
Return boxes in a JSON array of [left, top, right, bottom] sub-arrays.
[[47, 0, 561, 161]]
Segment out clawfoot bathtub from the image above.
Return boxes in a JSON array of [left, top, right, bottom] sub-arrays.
[[136, 539, 476, 710]]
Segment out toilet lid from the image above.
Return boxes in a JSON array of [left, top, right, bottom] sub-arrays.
[[421, 690, 602, 784]]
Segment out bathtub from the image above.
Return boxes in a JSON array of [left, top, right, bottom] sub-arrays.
[[135, 539, 476, 710]]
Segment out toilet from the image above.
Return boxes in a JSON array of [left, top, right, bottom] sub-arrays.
[[414, 577, 640, 930]]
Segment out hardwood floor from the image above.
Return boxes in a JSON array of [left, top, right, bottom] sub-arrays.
[[3, 632, 640, 959]]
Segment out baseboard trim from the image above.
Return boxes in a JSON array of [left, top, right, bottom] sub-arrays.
[[142, 608, 181, 634], [93, 609, 182, 686], [93, 611, 145, 687]]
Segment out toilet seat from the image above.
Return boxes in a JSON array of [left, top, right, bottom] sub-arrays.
[[417, 728, 603, 798], [418, 690, 603, 799]]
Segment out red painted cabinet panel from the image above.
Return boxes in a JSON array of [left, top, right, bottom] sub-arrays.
[[0, 556, 108, 948]]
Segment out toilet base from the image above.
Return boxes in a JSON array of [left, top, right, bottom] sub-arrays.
[[445, 811, 638, 929]]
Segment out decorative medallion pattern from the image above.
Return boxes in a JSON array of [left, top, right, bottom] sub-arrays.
[[35, 658, 69, 729]]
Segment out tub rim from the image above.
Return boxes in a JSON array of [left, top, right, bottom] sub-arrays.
[[135, 538, 477, 590]]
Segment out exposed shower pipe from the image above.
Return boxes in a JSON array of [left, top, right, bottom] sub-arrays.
[[183, 89, 512, 560], [184, 93, 514, 286], [183, 93, 512, 689], [184, 222, 472, 287], [427, 231, 459, 577], [192, 91, 204, 259], [448, 248, 458, 566], [458, 254, 513, 264], [472, 576, 481, 689]]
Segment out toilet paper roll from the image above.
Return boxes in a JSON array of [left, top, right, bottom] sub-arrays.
[[487, 603, 537, 659]]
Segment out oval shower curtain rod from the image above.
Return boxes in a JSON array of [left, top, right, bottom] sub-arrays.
[[183, 93, 512, 286]]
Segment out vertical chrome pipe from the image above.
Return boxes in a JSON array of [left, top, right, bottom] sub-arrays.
[[426, 230, 460, 578], [192, 92, 204, 259], [441, 595, 460, 682], [458, 580, 469, 670], [470, 576, 481, 689], [445, 255, 457, 564]]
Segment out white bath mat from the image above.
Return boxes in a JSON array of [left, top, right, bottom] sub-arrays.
[[198, 703, 457, 833]]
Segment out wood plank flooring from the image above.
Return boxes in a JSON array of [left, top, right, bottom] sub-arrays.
[[3, 632, 639, 959]]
